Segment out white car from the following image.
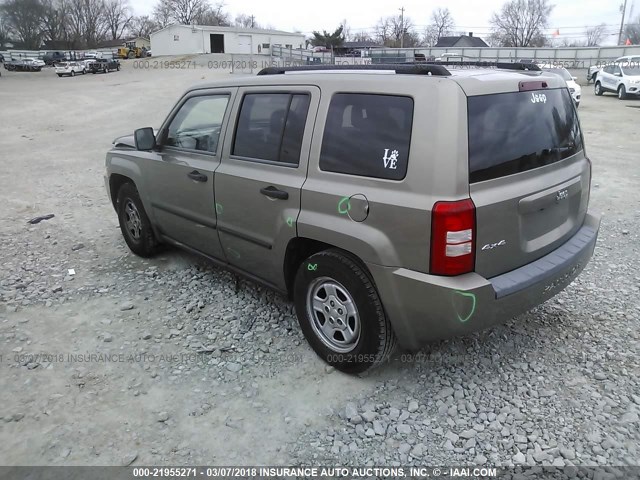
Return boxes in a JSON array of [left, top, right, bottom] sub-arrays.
[[23, 58, 46, 69], [540, 66, 581, 107], [55, 61, 86, 77], [84, 51, 103, 59], [594, 56, 640, 100]]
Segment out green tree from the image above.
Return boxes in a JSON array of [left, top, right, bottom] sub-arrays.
[[310, 25, 344, 48]]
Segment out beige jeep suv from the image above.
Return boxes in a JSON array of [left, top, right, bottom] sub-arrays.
[[105, 63, 600, 373]]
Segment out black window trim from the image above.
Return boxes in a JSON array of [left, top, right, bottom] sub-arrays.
[[229, 90, 311, 167], [159, 91, 232, 157], [318, 92, 415, 182]]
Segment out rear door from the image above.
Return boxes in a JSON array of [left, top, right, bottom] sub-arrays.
[[215, 86, 319, 289], [467, 87, 591, 278]]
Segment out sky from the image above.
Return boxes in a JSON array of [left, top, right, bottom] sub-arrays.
[[132, 0, 636, 45]]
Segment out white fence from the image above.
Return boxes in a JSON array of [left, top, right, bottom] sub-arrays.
[[0, 48, 118, 61], [272, 45, 640, 68]]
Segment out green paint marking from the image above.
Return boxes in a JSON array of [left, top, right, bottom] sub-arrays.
[[337, 196, 351, 215], [307, 263, 318, 271], [227, 247, 241, 259], [215, 203, 223, 215], [452, 290, 477, 323], [286, 217, 294, 227]]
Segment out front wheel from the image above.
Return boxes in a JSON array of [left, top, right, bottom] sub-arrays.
[[293, 249, 396, 374], [71, 70, 75, 77], [116, 183, 159, 257], [618, 85, 628, 100], [594, 82, 603, 96]]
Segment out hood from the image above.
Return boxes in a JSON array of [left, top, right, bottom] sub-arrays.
[[112, 134, 136, 149]]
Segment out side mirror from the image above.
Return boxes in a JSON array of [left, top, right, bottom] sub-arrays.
[[572, 76, 577, 81], [134, 127, 156, 151]]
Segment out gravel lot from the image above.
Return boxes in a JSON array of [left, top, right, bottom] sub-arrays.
[[0, 59, 639, 469]]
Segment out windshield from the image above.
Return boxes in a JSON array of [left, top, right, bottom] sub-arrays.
[[621, 65, 640, 75], [468, 88, 583, 183]]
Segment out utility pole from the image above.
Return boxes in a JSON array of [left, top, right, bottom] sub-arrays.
[[399, 6, 405, 48], [250, 15, 255, 28], [618, 0, 628, 45]]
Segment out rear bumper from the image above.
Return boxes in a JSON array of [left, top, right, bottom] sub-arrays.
[[368, 212, 601, 350]]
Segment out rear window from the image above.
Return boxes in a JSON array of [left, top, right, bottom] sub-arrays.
[[468, 88, 583, 183], [319, 94, 413, 180]]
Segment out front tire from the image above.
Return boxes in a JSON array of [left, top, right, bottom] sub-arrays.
[[595, 82, 603, 96], [618, 85, 627, 100], [116, 183, 158, 257], [71, 70, 75, 77], [293, 249, 396, 374]]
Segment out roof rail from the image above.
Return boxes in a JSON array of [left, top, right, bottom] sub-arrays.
[[424, 60, 541, 71], [256, 64, 452, 76]]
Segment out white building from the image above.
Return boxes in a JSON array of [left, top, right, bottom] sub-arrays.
[[150, 25, 305, 56]]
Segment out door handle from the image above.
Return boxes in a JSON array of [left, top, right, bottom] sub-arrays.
[[260, 186, 289, 200], [187, 170, 208, 182]]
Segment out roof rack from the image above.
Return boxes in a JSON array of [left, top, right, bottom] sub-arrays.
[[257, 64, 452, 76], [424, 60, 541, 71]]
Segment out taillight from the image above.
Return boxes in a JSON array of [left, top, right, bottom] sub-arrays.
[[430, 199, 476, 276]]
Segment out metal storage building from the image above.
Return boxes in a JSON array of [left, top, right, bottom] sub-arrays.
[[150, 25, 305, 56]]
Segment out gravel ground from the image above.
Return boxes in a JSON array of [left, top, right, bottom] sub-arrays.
[[0, 59, 639, 469]]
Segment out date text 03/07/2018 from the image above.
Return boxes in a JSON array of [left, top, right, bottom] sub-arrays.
[[131, 59, 307, 70]]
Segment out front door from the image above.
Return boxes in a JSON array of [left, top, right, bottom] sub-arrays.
[[215, 87, 319, 288], [145, 89, 236, 258]]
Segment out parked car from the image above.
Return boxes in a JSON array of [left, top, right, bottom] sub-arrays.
[[586, 64, 601, 83], [0, 53, 4, 63], [594, 58, 640, 99], [104, 63, 600, 373], [43, 51, 68, 65], [55, 61, 86, 77], [88, 58, 120, 73], [84, 51, 101, 59], [3, 58, 45, 71], [539, 66, 581, 107]]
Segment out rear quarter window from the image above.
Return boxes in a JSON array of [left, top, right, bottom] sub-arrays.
[[319, 93, 413, 180], [468, 88, 583, 183]]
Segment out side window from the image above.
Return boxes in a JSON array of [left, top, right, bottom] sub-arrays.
[[166, 95, 229, 153], [232, 93, 310, 164], [319, 93, 413, 180], [603, 66, 612, 74]]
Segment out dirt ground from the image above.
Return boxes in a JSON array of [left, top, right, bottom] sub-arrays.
[[0, 59, 639, 468]]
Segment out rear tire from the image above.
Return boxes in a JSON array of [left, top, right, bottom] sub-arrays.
[[116, 183, 159, 257], [618, 85, 627, 100], [293, 249, 396, 374], [594, 82, 603, 96], [71, 70, 75, 77]]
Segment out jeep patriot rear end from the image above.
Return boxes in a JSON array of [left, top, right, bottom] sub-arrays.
[[105, 63, 600, 373]]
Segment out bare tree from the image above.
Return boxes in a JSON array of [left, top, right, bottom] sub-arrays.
[[1, 0, 46, 48], [340, 18, 352, 41], [152, 0, 172, 28], [352, 31, 374, 43], [66, 0, 109, 48], [489, 0, 554, 47], [198, 3, 229, 26], [429, 7, 454, 42], [40, 0, 70, 44], [585, 23, 606, 46], [104, 0, 131, 39], [129, 15, 157, 37], [0, 11, 12, 46], [375, 17, 392, 46], [152, 0, 229, 26], [234, 13, 257, 28]]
